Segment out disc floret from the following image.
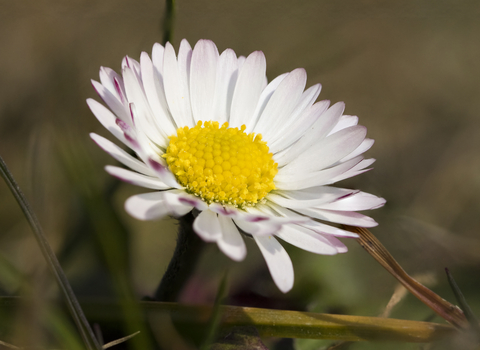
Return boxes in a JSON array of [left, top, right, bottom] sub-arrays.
[[164, 121, 277, 207]]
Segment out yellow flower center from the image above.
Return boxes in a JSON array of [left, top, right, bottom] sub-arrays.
[[163, 121, 277, 207]]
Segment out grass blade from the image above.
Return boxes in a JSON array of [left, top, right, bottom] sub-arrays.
[[445, 268, 479, 332], [0, 155, 101, 350], [200, 272, 229, 349]]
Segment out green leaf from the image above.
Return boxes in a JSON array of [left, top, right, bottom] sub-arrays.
[[76, 300, 457, 343]]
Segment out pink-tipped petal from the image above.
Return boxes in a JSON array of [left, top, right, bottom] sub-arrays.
[[147, 158, 181, 189], [90, 133, 155, 176], [105, 165, 170, 190], [91, 80, 130, 123], [276, 224, 338, 255], [87, 98, 127, 146], [296, 207, 378, 228]]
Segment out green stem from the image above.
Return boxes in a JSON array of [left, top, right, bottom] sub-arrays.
[[0, 155, 101, 350], [162, 0, 176, 45], [154, 212, 206, 301]]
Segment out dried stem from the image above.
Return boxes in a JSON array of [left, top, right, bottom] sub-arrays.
[[346, 226, 468, 329]]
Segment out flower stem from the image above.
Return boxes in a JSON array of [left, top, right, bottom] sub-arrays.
[[154, 212, 206, 301], [162, 0, 176, 45]]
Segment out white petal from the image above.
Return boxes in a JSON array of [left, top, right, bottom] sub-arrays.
[[212, 49, 239, 123], [140, 52, 177, 136], [125, 192, 170, 220], [253, 235, 294, 293], [254, 68, 307, 141], [339, 138, 374, 163], [328, 158, 376, 183], [265, 202, 359, 238], [267, 187, 357, 209], [276, 224, 338, 255], [287, 84, 322, 123], [193, 209, 222, 242], [105, 165, 170, 190], [229, 51, 267, 128], [295, 207, 378, 227], [275, 102, 345, 167], [217, 215, 247, 261], [87, 99, 127, 145], [274, 156, 364, 190], [316, 192, 386, 211], [125, 191, 193, 220], [270, 99, 330, 154], [323, 235, 348, 253], [90, 133, 155, 176], [300, 221, 359, 238], [152, 43, 165, 76], [244, 205, 309, 225], [190, 39, 219, 123], [237, 56, 246, 68], [276, 186, 356, 200], [233, 217, 283, 236], [268, 84, 322, 148], [177, 39, 194, 124], [280, 125, 367, 174], [328, 115, 358, 135], [245, 73, 288, 133], [123, 67, 168, 148], [163, 42, 194, 127]]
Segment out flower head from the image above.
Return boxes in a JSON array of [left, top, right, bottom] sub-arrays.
[[88, 39, 385, 293]]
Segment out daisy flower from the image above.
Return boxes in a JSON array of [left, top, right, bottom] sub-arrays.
[[87, 39, 385, 293]]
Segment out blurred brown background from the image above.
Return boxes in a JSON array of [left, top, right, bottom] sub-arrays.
[[1, 1, 480, 348]]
